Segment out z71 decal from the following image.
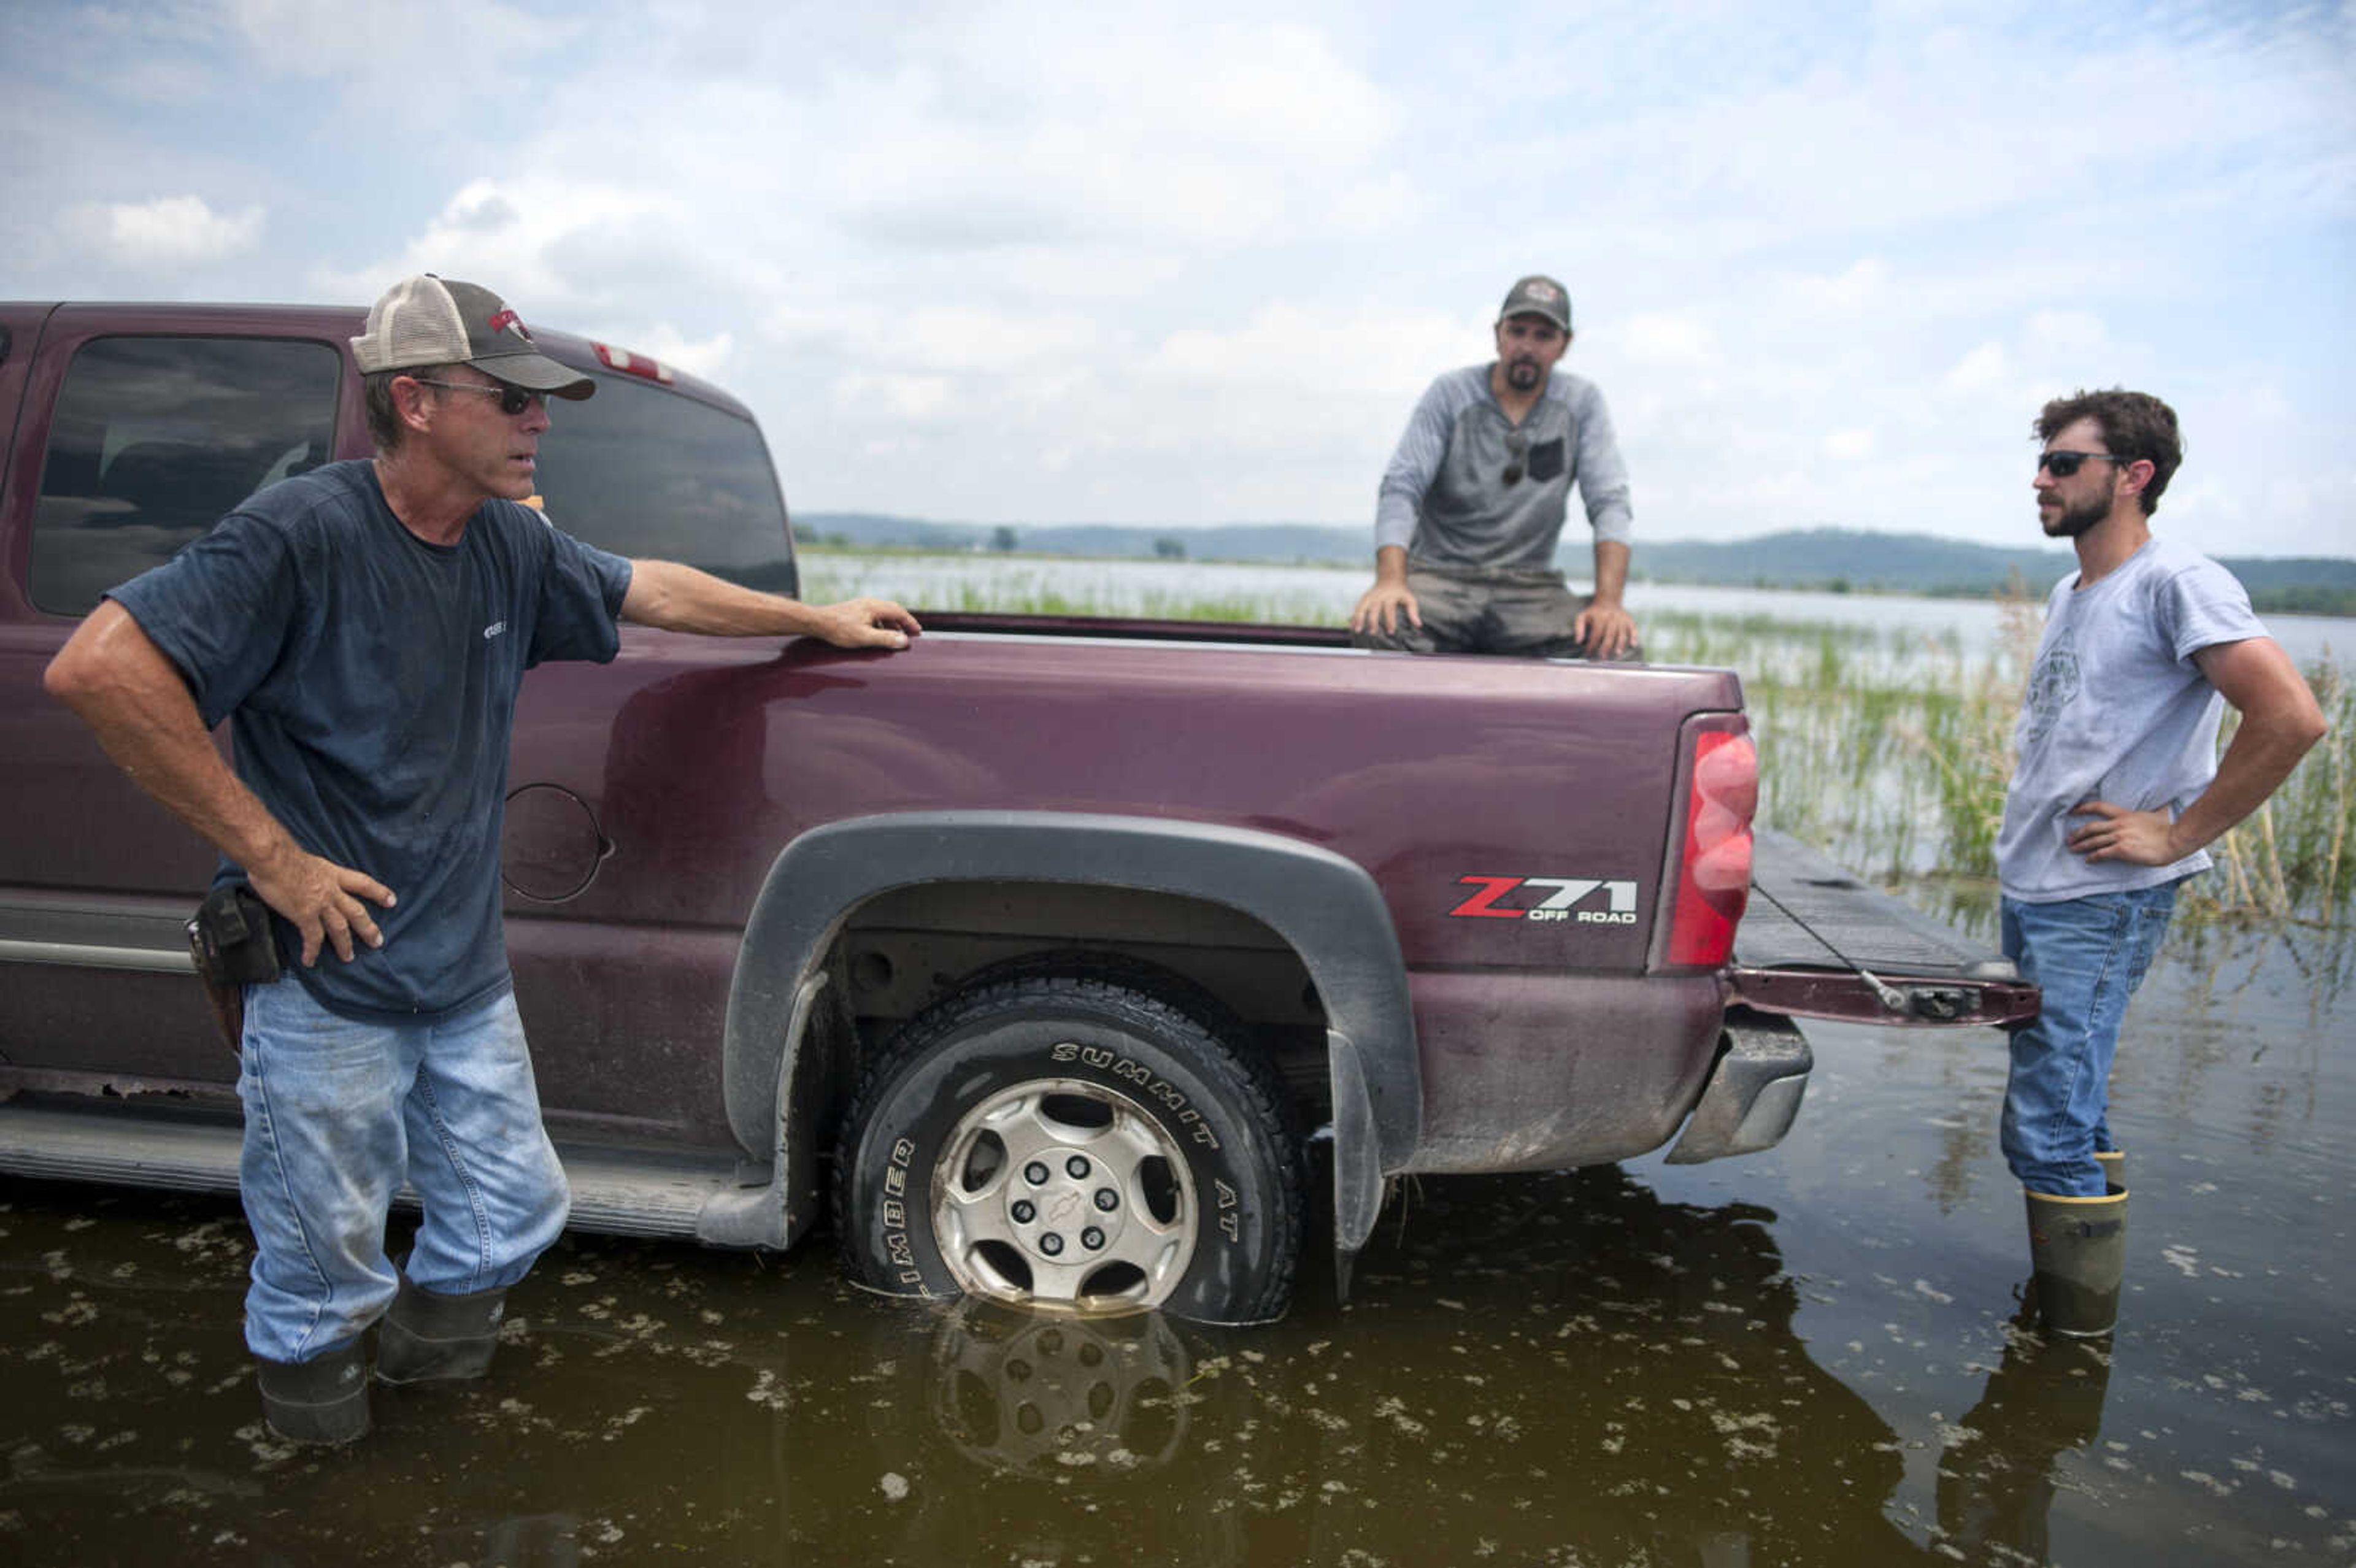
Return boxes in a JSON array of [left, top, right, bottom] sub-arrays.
[[1450, 875, 1639, 924]]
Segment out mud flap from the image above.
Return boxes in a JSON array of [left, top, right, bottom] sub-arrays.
[[1328, 1028, 1384, 1300]]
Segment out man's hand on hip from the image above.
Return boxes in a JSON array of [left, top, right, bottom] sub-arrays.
[[248, 847, 397, 967], [2065, 801, 2184, 867]]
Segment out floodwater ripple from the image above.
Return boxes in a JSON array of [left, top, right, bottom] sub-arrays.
[[2, 919, 2347, 1566]]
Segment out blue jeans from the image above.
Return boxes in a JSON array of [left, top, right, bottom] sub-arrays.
[[236, 980, 570, 1364], [2000, 883, 2179, 1197]]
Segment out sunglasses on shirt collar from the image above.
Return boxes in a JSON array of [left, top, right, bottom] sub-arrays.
[[410, 379, 545, 417], [2036, 449, 2131, 478], [1503, 430, 1528, 486]]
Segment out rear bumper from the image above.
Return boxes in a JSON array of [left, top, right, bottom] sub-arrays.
[[1663, 1009, 1812, 1164]]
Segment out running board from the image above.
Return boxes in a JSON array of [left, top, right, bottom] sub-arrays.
[[0, 1100, 756, 1242]]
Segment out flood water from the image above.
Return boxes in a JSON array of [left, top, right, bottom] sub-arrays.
[[4, 905, 2349, 1566]]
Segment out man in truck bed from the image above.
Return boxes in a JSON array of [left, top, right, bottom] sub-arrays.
[[1349, 274, 1639, 660], [42, 273, 921, 1445]]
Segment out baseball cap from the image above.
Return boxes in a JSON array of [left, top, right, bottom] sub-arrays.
[[1497, 274, 1572, 332], [350, 274, 595, 399]]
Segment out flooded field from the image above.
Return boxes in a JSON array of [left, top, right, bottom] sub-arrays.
[[4, 910, 2349, 1566]]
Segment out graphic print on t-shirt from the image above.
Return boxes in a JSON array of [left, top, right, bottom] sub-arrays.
[[2022, 629, 2081, 747]]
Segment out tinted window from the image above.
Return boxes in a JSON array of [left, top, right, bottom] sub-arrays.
[[531, 374, 798, 596], [29, 336, 341, 615]]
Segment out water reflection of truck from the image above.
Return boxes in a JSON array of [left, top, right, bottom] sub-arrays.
[[0, 301, 2036, 1326]]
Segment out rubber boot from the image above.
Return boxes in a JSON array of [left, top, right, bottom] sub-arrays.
[[2093, 1149, 2123, 1188], [375, 1274, 508, 1385], [2023, 1186, 2128, 1338], [256, 1338, 371, 1445]]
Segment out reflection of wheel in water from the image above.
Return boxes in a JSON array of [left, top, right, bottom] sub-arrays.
[[836, 970, 1305, 1323], [928, 1301, 1192, 1475]]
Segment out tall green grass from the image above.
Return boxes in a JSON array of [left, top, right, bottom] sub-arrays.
[[1645, 594, 2355, 924]]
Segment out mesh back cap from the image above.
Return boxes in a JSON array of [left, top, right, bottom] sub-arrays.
[[351, 275, 594, 399], [1497, 274, 1572, 332]]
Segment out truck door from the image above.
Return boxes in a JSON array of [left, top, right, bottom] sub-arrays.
[[0, 307, 350, 1090]]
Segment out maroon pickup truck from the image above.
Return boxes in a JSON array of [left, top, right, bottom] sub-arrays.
[[0, 301, 2033, 1324]]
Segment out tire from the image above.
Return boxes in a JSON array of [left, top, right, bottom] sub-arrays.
[[834, 971, 1305, 1324]]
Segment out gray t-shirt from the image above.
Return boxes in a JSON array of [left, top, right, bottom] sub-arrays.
[[1995, 537, 2266, 904], [1374, 365, 1632, 572]]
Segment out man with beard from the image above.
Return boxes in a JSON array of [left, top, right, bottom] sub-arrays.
[[1350, 275, 1638, 658], [1995, 388, 2323, 1335]]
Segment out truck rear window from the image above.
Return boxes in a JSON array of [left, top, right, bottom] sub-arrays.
[[530, 374, 798, 597], [29, 336, 340, 615]]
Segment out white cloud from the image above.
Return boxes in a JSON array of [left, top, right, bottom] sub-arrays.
[[223, 0, 571, 82], [1945, 342, 2007, 392], [1148, 302, 1471, 398], [71, 194, 264, 264], [834, 372, 952, 422], [1623, 312, 1715, 366], [4, 1, 2350, 556], [2023, 310, 2108, 356]]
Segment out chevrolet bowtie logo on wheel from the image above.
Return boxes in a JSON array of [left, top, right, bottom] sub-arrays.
[[1449, 875, 1640, 924]]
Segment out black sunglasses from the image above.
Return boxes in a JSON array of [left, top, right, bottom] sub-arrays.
[[412, 379, 545, 417], [2036, 449, 2131, 478], [1503, 430, 1528, 486]]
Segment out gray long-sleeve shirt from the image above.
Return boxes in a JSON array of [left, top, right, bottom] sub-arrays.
[[1374, 364, 1633, 570]]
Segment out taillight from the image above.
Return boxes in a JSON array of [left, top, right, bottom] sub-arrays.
[[1667, 729, 1757, 967]]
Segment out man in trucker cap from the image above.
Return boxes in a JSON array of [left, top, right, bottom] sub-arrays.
[[1350, 274, 1639, 660], [353, 272, 600, 397], [45, 274, 922, 1444]]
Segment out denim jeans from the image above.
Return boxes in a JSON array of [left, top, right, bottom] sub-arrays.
[[236, 979, 570, 1364], [2000, 882, 2179, 1196]]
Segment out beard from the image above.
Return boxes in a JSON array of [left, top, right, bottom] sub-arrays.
[[2040, 492, 2110, 538], [1502, 357, 1544, 392], [2041, 472, 2116, 538]]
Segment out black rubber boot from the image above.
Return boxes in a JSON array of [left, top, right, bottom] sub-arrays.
[[375, 1275, 509, 1385], [2024, 1185, 2128, 1338], [256, 1339, 371, 1445]]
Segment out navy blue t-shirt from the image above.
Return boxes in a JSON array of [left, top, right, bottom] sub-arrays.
[[110, 459, 633, 1022]]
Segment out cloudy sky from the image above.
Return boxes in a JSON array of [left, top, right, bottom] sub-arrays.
[[4, 0, 2350, 556]]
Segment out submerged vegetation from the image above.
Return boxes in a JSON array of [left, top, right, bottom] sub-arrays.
[[803, 555, 2355, 926]]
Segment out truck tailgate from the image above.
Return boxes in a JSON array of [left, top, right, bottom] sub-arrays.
[[1727, 830, 2036, 1026]]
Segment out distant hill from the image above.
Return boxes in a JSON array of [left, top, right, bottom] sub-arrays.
[[1632, 528, 2356, 614], [791, 514, 2356, 615]]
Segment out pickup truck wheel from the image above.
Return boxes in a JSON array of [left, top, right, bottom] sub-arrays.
[[835, 974, 1304, 1324]]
